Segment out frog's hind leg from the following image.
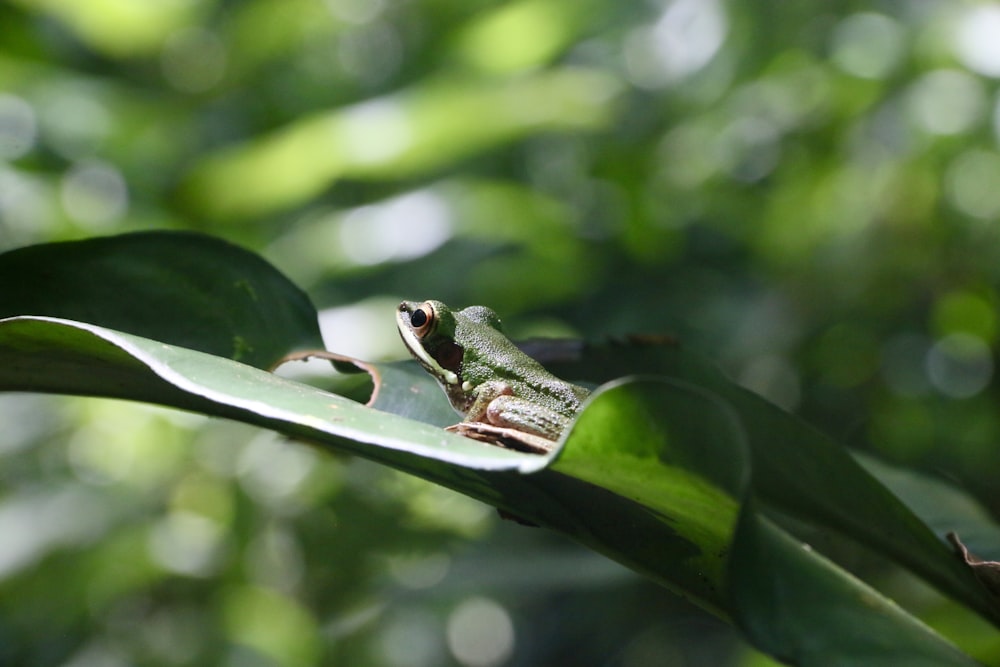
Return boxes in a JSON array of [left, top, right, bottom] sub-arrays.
[[485, 395, 569, 440]]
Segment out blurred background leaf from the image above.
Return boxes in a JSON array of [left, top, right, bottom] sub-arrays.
[[3, 0, 1000, 664]]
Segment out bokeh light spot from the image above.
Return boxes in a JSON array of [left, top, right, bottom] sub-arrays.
[[954, 4, 1000, 78], [60, 161, 129, 228], [387, 551, 451, 589], [908, 69, 986, 136], [926, 333, 993, 398], [830, 13, 904, 80], [714, 116, 781, 182], [0, 168, 56, 237], [238, 434, 317, 509], [446, 597, 514, 667], [623, 0, 727, 89], [148, 511, 226, 577], [944, 148, 1000, 219]]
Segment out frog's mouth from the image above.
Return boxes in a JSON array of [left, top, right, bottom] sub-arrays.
[[396, 307, 461, 387]]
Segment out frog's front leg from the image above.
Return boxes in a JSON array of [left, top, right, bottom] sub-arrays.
[[467, 381, 569, 440], [465, 381, 513, 424]]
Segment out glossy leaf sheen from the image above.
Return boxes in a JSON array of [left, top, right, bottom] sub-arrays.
[[0, 231, 323, 368], [545, 345, 1000, 626], [0, 317, 534, 472]]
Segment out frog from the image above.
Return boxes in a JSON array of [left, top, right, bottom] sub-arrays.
[[396, 300, 590, 444]]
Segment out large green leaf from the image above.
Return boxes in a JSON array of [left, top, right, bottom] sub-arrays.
[[729, 499, 979, 666], [0, 231, 323, 368], [0, 316, 532, 472], [548, 378, 746, 604], [856, 453, 1000, 562], [544, 344, 1000, 627], [0, 317, 981, 664]]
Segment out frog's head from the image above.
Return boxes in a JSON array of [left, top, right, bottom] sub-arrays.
[[396, 300, 504, 408], [397, 300, 463, 388]]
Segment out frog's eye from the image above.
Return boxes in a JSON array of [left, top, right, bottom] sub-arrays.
[[410, 303, 435, 335]]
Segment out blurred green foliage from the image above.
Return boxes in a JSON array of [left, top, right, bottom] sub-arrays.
[[2, 0, 1000, 664]]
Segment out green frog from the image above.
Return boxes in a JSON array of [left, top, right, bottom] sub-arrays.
[[396, 300, 590, 442]]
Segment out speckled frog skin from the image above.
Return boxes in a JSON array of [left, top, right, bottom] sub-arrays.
[[396, 300, 590, 440]]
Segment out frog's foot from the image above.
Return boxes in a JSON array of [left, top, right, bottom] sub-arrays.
[[446, 422, 555, 455]]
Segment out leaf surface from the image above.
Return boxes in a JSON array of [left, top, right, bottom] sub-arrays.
[[0, 231, 323, 368]]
